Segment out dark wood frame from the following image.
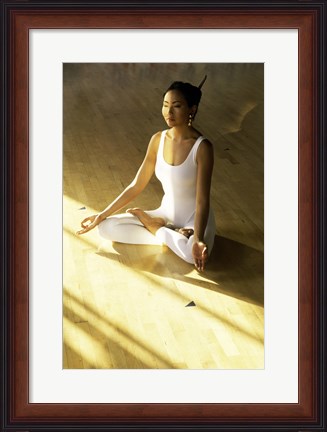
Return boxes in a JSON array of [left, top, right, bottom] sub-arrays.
[[1, 1, 326, 431]]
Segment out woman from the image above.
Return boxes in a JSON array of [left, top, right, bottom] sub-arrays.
[[77, 77, 216, 272]]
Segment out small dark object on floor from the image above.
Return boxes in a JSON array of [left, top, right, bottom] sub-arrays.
[[185, 301, 196, 307], [78, 206, 86, 210]]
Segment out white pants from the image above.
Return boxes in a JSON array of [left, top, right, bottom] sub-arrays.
[[98, 209, 215, 265]]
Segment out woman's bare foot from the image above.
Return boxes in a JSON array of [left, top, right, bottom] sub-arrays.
[[126, 208, 165, 235], [175, 227, 194, 238]]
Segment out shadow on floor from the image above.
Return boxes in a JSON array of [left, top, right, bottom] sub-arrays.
[[103, 234, 264, 307]]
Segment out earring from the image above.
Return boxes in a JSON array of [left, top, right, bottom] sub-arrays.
[[188, 114, 193, 127]]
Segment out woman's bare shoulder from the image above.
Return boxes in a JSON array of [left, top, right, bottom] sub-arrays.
[[148, 130, 164, 149], [196, 138, 214, 163], [200, 138, 213, 151], [200, 137, 213, 147], [151, 130, 163, 141]]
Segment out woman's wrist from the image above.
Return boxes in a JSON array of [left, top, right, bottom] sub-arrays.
[[193, 231, 204, 243]]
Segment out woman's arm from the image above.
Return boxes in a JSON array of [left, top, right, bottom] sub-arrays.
[[192, 139, 214, 271], [77, 132, 160, 234]]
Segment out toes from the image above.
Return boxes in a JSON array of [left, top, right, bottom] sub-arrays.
[[177, 228, 194, 238]]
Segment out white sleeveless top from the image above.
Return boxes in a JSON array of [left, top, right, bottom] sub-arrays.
[[154, 130, 206, 227]]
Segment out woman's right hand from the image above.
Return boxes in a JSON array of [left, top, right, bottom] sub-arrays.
[[76, 214, 104, 235], [192, 241, 208, 272]]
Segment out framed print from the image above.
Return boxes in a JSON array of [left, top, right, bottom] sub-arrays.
[[1, 0, 326, 431]]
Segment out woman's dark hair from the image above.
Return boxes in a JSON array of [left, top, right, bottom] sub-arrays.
[[163, 81, 202, 108]]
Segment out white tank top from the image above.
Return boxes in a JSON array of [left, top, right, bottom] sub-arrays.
[[155, 129, 206, 226]]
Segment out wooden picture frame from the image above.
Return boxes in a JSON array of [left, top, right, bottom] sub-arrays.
[[1, 0, 326, 430]]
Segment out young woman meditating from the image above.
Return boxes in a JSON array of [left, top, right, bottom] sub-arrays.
[[77, 77, 216, 272]]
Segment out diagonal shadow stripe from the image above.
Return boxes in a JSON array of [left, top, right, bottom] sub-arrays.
[[64, 287, 174, 369]]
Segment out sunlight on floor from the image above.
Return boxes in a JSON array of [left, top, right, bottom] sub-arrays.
[[63, 194, 264, 369]]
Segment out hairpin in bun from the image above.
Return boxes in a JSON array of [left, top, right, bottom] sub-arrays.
[[198, 75, 207, 89]]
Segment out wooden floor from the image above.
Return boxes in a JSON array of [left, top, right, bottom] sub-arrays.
[[63, 63, 264, 369]]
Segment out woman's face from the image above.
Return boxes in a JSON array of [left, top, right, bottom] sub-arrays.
[[162, 90, 195, 127]]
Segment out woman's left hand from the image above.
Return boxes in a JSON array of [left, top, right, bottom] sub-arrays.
[[192, 241, 208, 272]]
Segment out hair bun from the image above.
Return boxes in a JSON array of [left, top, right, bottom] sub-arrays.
[[164, 80, 203, 107]]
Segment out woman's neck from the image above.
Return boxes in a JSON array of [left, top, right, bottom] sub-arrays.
[[168, 125, 195, 140]]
